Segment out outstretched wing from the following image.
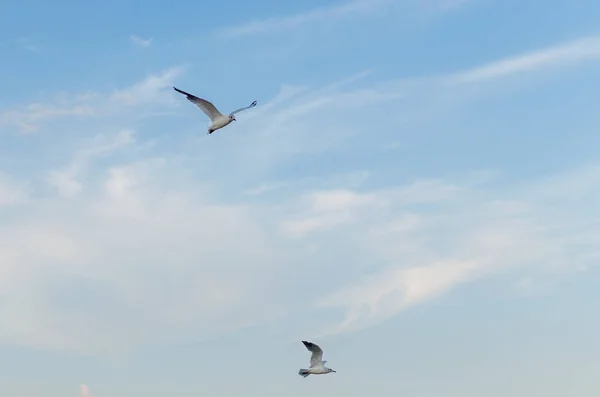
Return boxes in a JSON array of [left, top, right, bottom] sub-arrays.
[[229, 100, 257, 116], [302, 340, 324, 368], [173, 87, 223, 121]]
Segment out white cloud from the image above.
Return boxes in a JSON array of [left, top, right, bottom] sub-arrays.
[[130, 34, 152, 48], [451, 34, 600, 83], [4, 31, 598, 136], [243, 181, 291, 196], [0, 102, 95, 133], [310, 165, 600, 335], [0, 66, 185, 133], [0, 174, 28, 206], [218, 32, 600, 173], [1, 34, 600, 355], [219, 0, 418, 38], [46, 129, 136, 198], [282, 189, 385, 236], [108, 66, 185, 107], [241, 0, 465, 39], [217, 0, 389, 38], [0, 135, 284, 354], [0, 149, 595, 354], [413, 0, 471, 12], [217, 0, 472, 38], [46, 171, 82, 198], [17, 37, 39, 52], [318, 259, 480, 335]]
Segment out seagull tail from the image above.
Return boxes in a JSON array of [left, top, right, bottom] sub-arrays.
[[298, 369, 311, 378]]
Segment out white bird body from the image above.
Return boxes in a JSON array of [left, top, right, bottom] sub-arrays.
[[298, 340, 336, 378], [210, 114, 234, 131], [173, 86, 257, 134], [302, 366, 330, 375]]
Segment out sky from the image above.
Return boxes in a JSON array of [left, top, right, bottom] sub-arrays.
[[1, 0, 600, 396]]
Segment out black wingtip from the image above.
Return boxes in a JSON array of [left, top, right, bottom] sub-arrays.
[[173, 87, 199, 101], [173, 86, 188, 95]]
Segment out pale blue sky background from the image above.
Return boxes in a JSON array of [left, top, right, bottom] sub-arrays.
[[1, 0, 600, 396]]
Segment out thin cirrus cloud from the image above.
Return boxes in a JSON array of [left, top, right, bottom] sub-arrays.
[[107, 65, 185, 106], [0, 102, 95, 133], [3, 32, 598, 135], [310, 164, 600, 336], [0, 34, 600, 354], [17, 37, 40, 53], [217, 0, 390, 38], [129, 34, 153, 48], [2, 145, 599, 353], [450, 33, 600, 83], [222, 32, 600, 173], [0, 135, 285, 353], [0, 174, 28, 206], [216, 0, 472, 39], [0, 65, 185, 133], [213, 0, 469, 38], [45, 129, 136, 199]]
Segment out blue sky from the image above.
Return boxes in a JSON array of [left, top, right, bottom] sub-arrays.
[[2, 0, 600, 395]]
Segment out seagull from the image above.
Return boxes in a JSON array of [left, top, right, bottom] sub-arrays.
[[173, 86, 257, 134], [298, 340, 337, 378]]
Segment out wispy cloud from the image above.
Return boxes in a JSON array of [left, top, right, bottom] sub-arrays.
[[452, 34, 600, 83], [216, 0, 472, 38], [217, 0, 392, 38], [0, 65, 185, 133], [0, 174, 28, 206], [429, 0, 470, 11], [109, 65, 185, 107], [311, 164, 600, 335], [0, 102, 94, 133], [46, 130, 136, 198], [0, 131, 281, 353], [318, 259, 481, 335], [130, 34, 153, 48], [188, 34, 600, 176], [1, 32, 600, 354], [17, 37, 39, 52], [243, 181, 291, 196], [6, 31, 597, 135], [282, 189, 385, 236]]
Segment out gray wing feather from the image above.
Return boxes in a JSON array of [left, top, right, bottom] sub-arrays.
[[230, 100, 257, 116], [302, 340, 324, 368], [173, 87, 223, 121]]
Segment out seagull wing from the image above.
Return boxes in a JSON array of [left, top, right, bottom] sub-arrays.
[[302, 340, 324, 368], [173, 87, 223, 121], [229, 100, 257, 116]]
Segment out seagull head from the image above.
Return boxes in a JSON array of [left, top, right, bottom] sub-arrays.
[[325, 367, 336, 373], [229, 115, 236, 121]]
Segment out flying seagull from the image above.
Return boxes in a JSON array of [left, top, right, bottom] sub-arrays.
[[298, 340, 337, 378], [173, 87, 257, 134]]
